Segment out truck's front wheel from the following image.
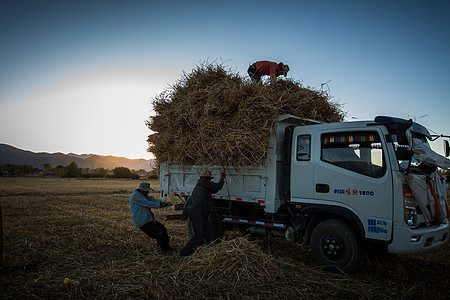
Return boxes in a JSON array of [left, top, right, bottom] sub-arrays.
[[310, 219, 361, 272]]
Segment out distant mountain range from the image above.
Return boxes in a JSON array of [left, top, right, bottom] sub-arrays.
[[0, 144, 156, 171]]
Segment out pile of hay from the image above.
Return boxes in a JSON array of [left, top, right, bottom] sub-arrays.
[[147, 63, 344, 166], [146, 237, 396, 299]]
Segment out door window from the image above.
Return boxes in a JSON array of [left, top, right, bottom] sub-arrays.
[[296, 135, 311, 161], [321, 131, 385, 178]]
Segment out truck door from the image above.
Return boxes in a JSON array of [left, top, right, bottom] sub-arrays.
[[313, 129, 393, 241], [290, 128, 314, 200]]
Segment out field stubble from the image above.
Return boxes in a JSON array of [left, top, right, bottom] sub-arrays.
[[0, 177, 449, 299]]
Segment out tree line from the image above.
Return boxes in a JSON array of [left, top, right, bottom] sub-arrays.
[[0, 161, 158, 179]]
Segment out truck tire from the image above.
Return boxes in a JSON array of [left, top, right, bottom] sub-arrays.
[[310, 219, 361, 272]]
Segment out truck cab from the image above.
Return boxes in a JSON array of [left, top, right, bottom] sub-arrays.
[[286, 116, 448, 270]]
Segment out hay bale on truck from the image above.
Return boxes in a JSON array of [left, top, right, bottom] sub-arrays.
[[146, 63, 344, 167]]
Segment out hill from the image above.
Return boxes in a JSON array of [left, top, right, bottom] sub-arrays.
[[0, 144, 155, 171]]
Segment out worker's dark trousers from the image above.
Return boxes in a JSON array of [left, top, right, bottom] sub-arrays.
[[139, 221, 171, 252], [180, 209, 216, 257]]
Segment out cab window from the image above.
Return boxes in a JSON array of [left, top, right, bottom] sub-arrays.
[[321, 131, 385, 178], [296, 135, 311, 161]]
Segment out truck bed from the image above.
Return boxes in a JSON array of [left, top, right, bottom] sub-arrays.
[[160, 164, 271, 208]]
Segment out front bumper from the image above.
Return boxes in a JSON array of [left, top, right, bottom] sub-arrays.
[[388, 220, 449, 254]]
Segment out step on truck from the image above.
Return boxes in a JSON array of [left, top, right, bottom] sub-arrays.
[[159, 114, 450, 271]]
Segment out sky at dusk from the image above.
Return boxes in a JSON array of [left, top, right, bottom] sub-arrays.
[[1, 0, 449, 159]]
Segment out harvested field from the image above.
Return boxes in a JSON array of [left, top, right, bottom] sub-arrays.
[[146, 63, 344, 166], [1, 177, 449, 299]]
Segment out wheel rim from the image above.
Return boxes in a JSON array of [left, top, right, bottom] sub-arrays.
[[320, 234, 346, 262]]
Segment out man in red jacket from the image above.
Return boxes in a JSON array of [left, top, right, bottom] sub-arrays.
[[248, 61, 290, 82]]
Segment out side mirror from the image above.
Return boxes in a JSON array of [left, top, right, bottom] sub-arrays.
[[444, 140, 449, 157]]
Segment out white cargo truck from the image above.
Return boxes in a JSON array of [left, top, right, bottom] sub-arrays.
[[160, 114, 450, 271]]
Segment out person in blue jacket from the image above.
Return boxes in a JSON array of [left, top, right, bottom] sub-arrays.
[[130, 182, 173, 253]]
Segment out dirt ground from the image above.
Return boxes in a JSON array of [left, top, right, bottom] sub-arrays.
[[0, 177, 449, 299]]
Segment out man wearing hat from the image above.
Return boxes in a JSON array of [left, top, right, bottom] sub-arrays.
[[130, 182, 173, 253], [180, 170, 225, 257], [247, 60, 290, 82]]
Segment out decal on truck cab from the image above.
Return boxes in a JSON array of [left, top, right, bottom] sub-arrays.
[[368, 218, 388, 234], [334, 188, 375, 196]]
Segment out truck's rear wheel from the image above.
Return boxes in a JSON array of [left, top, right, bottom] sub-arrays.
[[310, 219, 361, 272]]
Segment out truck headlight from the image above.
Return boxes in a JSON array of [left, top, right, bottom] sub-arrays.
[[403, 184, 417, 226]]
